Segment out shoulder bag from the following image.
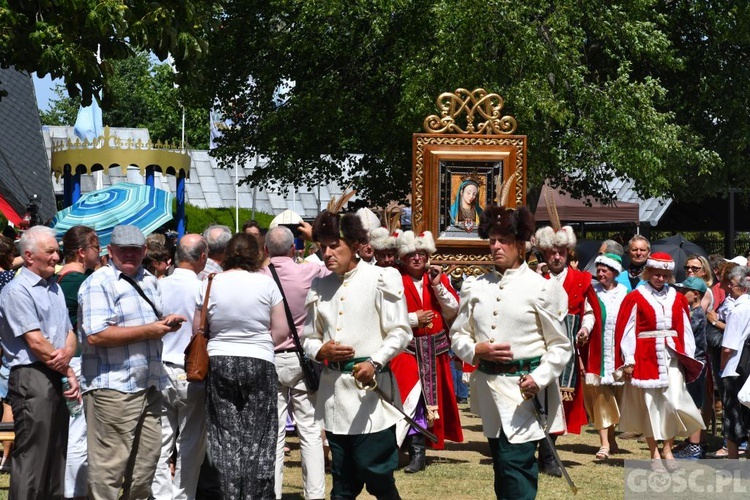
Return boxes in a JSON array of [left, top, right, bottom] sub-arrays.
[[268, 264, 322, 391], [737, 335, 750, 379], [184, 273, 216, 382]]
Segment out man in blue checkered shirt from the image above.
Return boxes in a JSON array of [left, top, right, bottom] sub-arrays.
[[77, 225, 186, 500]]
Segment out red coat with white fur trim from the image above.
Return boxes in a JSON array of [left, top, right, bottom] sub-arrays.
[[613, 286, 697, 388]]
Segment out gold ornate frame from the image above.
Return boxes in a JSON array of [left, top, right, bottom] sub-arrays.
[[412, 89, 527, 276]]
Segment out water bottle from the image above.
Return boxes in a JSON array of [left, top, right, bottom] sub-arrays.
[[61, 377, 83, 418]]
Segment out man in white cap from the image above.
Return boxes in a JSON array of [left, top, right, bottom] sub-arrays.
[[390, 230, 463, 473], [370, 227, 401, 268], [78, 224, 187, 500], [534, 223, 602, 475], [356, 207, 381, 265]]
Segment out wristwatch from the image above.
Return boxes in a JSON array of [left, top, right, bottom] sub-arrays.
[[712, 320, 718, 326]]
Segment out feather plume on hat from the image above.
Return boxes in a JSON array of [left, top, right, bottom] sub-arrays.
[[534, 188, 576, 250], [326, 184, 357, 213]]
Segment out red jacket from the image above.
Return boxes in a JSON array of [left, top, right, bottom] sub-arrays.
[[613, 286, 702, 388], [544, 267, 602, 434]]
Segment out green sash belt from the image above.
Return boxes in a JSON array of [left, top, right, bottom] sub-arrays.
[[478, 356, 541, 377], [327, 357, 390, 373]]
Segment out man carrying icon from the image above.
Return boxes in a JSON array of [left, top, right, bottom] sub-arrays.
[[389, 229, 463, 473]]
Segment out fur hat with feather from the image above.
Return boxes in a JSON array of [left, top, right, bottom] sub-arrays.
[[477, 178, 535, 241], [312, 186, 368, 245], [370, 204, 402, 250], [534, 187, 576, 250]]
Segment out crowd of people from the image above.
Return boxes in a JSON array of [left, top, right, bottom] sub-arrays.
[[0, 198, 749, 499]]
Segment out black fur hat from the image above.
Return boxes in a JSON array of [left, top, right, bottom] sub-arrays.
[[312, 211, 369, 246], [477, 205, 535, 241]]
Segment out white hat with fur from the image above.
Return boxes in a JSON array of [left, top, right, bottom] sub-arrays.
[[370, 227, 401, 251], [397, 230, 437, 258], [534, 225, 577, 250], [356, 208, 381, 235]]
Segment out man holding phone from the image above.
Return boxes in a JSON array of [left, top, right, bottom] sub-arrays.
[[390, 230, 463, 473], [78, 225, 187, 499]]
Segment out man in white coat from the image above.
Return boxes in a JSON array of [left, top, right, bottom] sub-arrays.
[[451, 205, 572, 500], [303, 210, 412, 500]]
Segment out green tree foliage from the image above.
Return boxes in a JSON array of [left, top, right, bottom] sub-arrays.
[[656, 0, 750, 199], [193, 0, 727, 205], [40, 53, 209, 149], [0, 1, 217, 105]]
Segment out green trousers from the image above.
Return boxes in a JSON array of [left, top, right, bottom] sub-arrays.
[[326, 426, 400, 500], [488, 431, 538, 500]]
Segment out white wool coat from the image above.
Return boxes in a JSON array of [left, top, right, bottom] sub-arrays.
[[451, 262, 572, 443], [303, 261, 412, 435]]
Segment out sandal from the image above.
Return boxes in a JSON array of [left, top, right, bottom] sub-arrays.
[[650, 459, 667, 473], [663, 458, 680, 472], [595, 446, 610, 459], [713, 447, 729, 458]]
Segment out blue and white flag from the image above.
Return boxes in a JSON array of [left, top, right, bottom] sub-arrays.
[[73, 97, 103, 143]]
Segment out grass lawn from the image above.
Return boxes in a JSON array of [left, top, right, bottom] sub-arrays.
[[279, 403, 725, 499], [0, 403, 724, 499]]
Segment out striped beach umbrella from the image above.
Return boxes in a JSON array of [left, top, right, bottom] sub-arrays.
[[51, 182, 174, 250]]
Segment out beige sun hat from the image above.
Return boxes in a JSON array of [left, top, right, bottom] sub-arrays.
[[269, 209, 304, 229]]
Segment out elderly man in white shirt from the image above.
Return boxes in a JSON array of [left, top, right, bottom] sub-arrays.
[[720, 265, 750, 459], [152, 234, 209, 499]]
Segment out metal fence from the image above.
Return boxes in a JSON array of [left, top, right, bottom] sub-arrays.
[[583, 230, 750, 259]]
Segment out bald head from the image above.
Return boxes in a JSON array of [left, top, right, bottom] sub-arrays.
[[265, 226, 295, 258], [175, 233, 208, 274]]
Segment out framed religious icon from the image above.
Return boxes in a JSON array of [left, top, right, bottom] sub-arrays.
[[441, 160, 501, 238], [411, 89, 527, 275]]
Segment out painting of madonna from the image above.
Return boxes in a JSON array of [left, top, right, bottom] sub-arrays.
[[449, 179, 483, 232]]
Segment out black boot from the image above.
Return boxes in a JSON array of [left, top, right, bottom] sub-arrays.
[[537, 436, 562, 477], [404, 434, 426, 473]]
